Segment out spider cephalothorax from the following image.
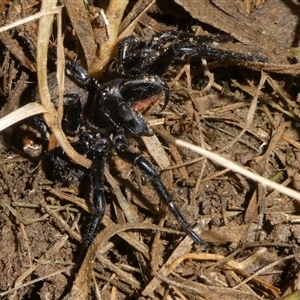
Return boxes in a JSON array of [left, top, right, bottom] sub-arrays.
[[19, 30, 267, 254]]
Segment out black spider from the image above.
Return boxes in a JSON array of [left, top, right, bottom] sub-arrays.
[[22, 30, 267, 254]]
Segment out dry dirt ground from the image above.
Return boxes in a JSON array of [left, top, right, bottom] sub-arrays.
[[1, 0, 300, 299]]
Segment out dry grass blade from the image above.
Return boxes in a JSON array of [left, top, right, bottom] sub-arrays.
[[36, 1, 91, 169], [0, 6, 61, 33], [175, 139, 300, 202], [98, 0, 129, 62], [0, 103, 46, 132]]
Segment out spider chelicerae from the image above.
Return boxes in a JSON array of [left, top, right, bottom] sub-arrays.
[[18, 30, 267, 254]]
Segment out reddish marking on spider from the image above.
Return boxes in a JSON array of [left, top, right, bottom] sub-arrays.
[[134, 97, 156, 111], [133, 92, 167, 112]]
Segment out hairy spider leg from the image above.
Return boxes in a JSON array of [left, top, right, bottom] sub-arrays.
[[82, 136, 111, 252], [113, 131, 208, 248]]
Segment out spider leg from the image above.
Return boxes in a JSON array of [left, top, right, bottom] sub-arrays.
[[52, 93, 82, 136], [52, 132, 92, 185], [113, 131, 208, 248], [157, 31, 267, 63], [173, 43, 267, 62], [117, 36, 154, 76], [117, 31, 267, 77], [48, 46, 99, 90], [82, 136, 111, 252]]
